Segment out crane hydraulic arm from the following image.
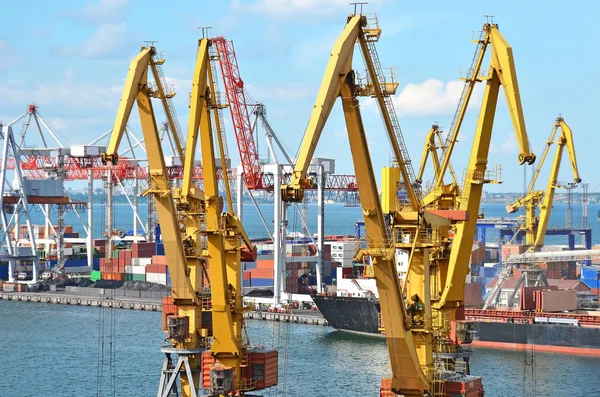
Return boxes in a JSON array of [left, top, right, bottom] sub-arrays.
[[437, 22, 535, 310]]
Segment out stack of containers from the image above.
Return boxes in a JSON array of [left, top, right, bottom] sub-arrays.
[[243, 260, 257, 288], [251, 257, 274, 287], [124, 242, 154, 281], [500, 244, 527, 261], [147, 255, 168, 284]]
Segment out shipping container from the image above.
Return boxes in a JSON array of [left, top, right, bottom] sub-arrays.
[[146, 272, 167, 285], [250, 268, 274, 279], [147, 264, 167, 274], [90, 270, 102, 281], [251, 278, 274, 287], [581, 267, 600, 280]]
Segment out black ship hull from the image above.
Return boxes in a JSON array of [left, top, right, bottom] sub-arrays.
[[313, 295, 600, 352]]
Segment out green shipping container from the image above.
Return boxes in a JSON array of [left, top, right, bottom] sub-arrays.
[[132, 274, 145, 282], [125, 273, 145, 282], [91, 270, 101, 281]]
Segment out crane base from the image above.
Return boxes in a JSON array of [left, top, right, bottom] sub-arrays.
[[157, 347, 205, 397]]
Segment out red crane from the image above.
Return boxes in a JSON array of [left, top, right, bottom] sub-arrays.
[[213, 37, 263, 190]]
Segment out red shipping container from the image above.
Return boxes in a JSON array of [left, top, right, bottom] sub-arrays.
[[132, 242, 155, 258], [257, 259, 274, 269], [248, 350, 278, 390], [147, 264, 167, 274], [250, 268, 274, 279], [243, 270, 252, 280]]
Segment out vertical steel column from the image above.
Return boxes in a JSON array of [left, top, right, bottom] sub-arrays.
[[87, 169, 94, 268], [133, 178, 139, 238], [236, 166, 244, 221], [273, 164, 281, 305], [316, 165, 325, 293]]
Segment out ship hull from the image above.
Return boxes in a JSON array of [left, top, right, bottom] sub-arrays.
[[313, 295, 600, 353]]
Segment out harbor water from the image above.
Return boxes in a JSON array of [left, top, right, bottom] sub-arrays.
[[1, 300, 599, 396], [28, 202, 600, 244]]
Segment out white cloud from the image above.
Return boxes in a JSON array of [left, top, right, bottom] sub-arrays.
[[363, 79, 483, 117], [63, 0, 130, 24], [57, 22, 139, 58], [231, 0, 383, 19]]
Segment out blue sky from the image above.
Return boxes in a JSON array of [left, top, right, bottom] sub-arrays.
[[0, 0, 597, 193]]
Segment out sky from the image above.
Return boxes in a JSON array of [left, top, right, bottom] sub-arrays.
[[0, 0, 597, 193]]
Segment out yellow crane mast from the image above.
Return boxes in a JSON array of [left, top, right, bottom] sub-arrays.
[[102, 41, 277, 397], [505, 116, 581, 249]]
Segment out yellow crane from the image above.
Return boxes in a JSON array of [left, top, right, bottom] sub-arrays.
[[102, 40, 277, 397], [505, 116, 581, 250], [282, 13, 537, 396]]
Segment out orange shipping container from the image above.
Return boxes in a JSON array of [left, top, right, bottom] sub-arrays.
[[152, 255, 167, 265], [250, 268, 274, 279], [256, 259, 274, 269], [161, 296, 177, 331]]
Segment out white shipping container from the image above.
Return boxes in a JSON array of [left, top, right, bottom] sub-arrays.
[[146, 272, 167, 285], [70, 144, 105, 157], [131, 257, 152, 266], [63, 247, 73, 256], [126, 265, 146, 275], [164, 155, 182, 167]]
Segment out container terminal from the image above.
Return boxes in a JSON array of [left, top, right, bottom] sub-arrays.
[[1, 8, 598, 397]]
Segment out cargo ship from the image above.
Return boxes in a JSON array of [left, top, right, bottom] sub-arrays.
[[313, 245, 600, 356]]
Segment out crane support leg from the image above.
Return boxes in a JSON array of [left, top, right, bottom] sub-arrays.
[[340, 79, 428, 395]]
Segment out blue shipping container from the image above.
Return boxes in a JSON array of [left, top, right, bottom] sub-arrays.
[[93, 258, 100, 271], [64, 258, 88, 267], [243, 279, 251, 288], [244, 262, 257, 270], [257, 250, 274, 255], [166, 268, 171, 286], [156, 243, 165, 256], [0, 265, 8, 280], [251, 278, 274, 287], [580, 267, 599, 280]]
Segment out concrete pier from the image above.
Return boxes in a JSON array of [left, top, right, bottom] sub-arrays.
[[0, 291, 162, 311]]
